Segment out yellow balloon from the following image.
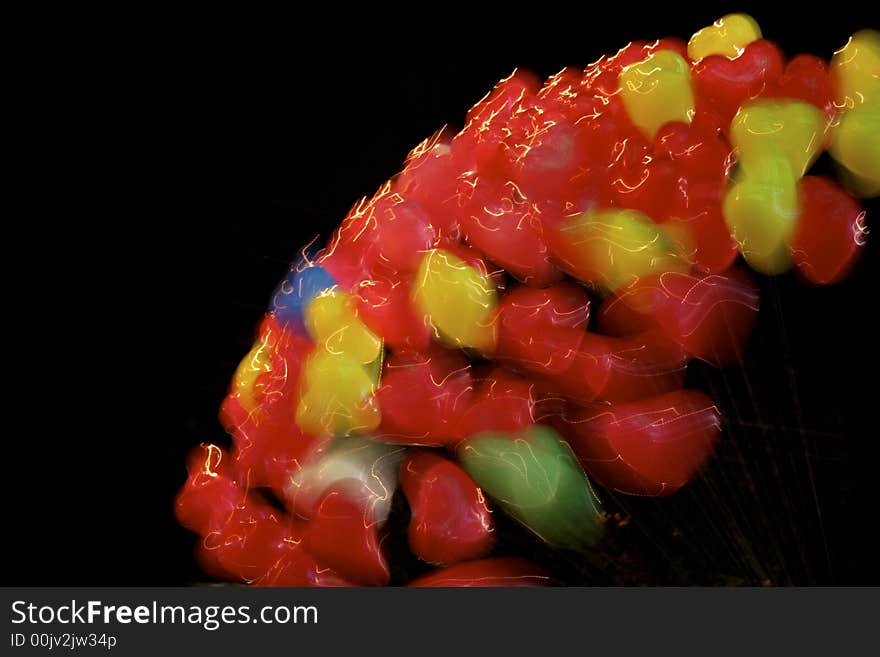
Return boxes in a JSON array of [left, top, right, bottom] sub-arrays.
[[731, 100, 827, 178], [295, 350, 381, 437], [723, 151, 799, 274], [412, 249, 497, 353], [830, 105, 880, 198], [619, 50, 695, 139], [831, 30, 880, 111], [304, 289, 383, 365], [687, 13, 762, 61], [561, 208, 686, 292]]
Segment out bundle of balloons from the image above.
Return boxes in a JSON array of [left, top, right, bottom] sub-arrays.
[[176, 15, 877, 586]]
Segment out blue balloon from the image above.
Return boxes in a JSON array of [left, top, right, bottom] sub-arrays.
[[270, 264, 336, 333]]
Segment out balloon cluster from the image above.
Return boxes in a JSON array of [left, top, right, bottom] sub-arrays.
[[176, 16, 877, 586]]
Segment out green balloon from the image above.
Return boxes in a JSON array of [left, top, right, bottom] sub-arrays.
[[457, 425, 603, 550]]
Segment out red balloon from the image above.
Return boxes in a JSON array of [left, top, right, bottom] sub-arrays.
[[208, 500, 300, 583], [776, 54, 837, 123], [175, 444, 241, 536], [692, 40, 785, 124], [581, 330, 688, 403], [495, 282, 590, 376], [545, 330, 687, 405], [257, 548, 357, 587], [608, 157, 679, 221], [465, 69, 541, 130], [503, 102, 587, 205], [362, 198, 437, 275], [456, 176, 561, 285], [355, 274, 432, 352], [395, 137, 461, 240], [374, 348, 474, 446], [407, 557, 549, 587], [537, 66, 590, 122], [663, 176, 739, 273], [559, 389, 721, 495], [454, 370, 538, 439], [453, 69, 540, 178], [303, 480, 390, 586], [654, 121, 732, 183], [791, 176, 865, 285], [599, 269, 759, 367], [319, 191, 387, 289], [400, 450, 494, 565]]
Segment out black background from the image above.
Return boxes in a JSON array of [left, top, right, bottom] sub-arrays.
[[11, 5, 878, 585]]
